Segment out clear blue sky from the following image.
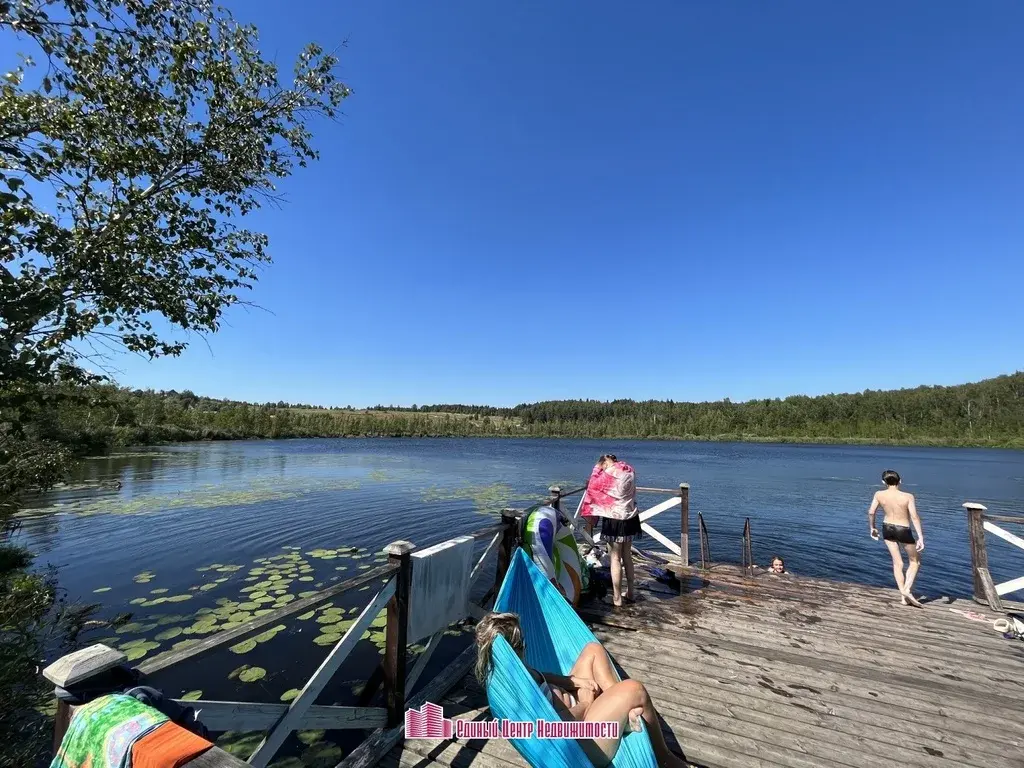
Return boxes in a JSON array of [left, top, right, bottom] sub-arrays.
[[112, 0, 1024, 407]]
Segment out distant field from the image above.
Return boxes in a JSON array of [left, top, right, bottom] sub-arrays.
[[285, 408, 520, 425]]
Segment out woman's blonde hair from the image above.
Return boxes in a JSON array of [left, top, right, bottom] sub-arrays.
[[474, 612, 525, 684]]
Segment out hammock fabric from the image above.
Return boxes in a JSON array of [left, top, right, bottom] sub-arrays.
[[487, 548, 657, 768]]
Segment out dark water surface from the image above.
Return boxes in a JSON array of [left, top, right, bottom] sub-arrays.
[[19, 438, 1024, 762]]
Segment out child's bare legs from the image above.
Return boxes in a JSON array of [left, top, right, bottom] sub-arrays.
[[609, 541, 625, 606], [581, 679, 686, 768], [902, 542, 922, 606], [569, 642, 619, 693], [622, 538, 636, 601], [885, 540, 921, 606]]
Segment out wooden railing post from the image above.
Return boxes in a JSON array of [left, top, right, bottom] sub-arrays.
[[383, 540, 414, 727], [741, 518, 753, 577], [680, 483, 690, 568], [548, 486, 561, 512], [964, 503, 988, 604], [698, 512, 710, 571], [494, 509, 519, 597], [42, 644, 129, 753], [963, 503, 1002, 610]]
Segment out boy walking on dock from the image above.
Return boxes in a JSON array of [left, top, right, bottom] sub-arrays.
[[868, 470, 925, 607]]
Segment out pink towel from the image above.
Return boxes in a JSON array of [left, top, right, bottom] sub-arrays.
[[580, 461, 638, 520]]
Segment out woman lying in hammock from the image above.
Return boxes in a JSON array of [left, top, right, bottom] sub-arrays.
[[475, 613, 688, 768]]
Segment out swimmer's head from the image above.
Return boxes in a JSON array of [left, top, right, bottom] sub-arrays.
[[882, 470, 901, 487], [474, 612, 524, 683], [598, 454, 617, 469], [770, 556, 785, 573]]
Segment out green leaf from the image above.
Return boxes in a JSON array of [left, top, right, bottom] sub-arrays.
[[229, 639, 257, 654], [238, 666, 267, 683]]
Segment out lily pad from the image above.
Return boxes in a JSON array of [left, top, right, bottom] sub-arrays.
[[252, 625, 286, 643], [313, 633, 341, 646], [155, 627, 183, 641], [238, 666, 266, 683], [297, 610, 316, 621], [216, 731, 264, 758], [150, 588, 169, 594], [302, 742, 343, 767], [280, 688, 300, 702], [296, 729, 325, 746], [229, 639, 258, 654], [165, 594, 192, 603], [93, 587, 111, 593], [180, 690, 203, 701]]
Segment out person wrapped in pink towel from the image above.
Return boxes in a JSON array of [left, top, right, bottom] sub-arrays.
[[580, 454, 641, 606]]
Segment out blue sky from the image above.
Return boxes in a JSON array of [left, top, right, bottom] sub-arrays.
[[109, 0, 1023, 407]]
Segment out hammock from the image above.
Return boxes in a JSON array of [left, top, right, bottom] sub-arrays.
[[486, 548, 657, 768]]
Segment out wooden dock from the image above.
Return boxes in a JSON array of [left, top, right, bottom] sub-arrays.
[[384, 561, 1024, 768]]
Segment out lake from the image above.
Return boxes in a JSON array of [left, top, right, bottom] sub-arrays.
[[19, 438, 1024, 762]]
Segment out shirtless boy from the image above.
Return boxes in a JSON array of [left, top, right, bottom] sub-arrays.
[[868, 470, 925, 607]]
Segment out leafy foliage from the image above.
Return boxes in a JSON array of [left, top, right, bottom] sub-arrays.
[[1, 1, 348, 762], [34, 372, 1024, 448], [2, 0, 350, 384]]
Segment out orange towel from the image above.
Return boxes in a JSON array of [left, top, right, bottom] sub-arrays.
[[129, 721, 212, 768]]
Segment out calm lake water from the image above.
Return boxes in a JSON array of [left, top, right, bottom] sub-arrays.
[[19, 438, 1024, 762]]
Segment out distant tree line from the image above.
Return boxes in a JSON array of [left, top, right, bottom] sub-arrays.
[[30, 372, 1024, 451]]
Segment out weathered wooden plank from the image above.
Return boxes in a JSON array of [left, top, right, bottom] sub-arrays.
[[638, 496, 681, 522], [598, 595, 1024, 676], [337, 643, 477, 768], [248, 577, 397, 768], [139, 562, 399, 675], [405, 630, 443, 696], [983, 519, 1024, 550], [582, 596, 1020, 681], [597, 631, 1024, 733], [385, 541, 414, 726], [469, 532, 501, 586], [995, 573, 1024, 597], [604, 621, 1024, 709], [597, 658, 1018, 768], [171, 700, 386, 731], [43, 644, 126, 687]]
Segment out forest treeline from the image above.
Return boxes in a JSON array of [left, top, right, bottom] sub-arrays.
[[36, 372, 1024, 451]]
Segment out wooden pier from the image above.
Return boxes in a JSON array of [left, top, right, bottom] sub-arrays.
[[385, 562, 1024, 768], [44, 485, 1024, 768]]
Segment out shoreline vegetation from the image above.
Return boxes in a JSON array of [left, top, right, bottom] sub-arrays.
[[46, 371, 1024, 455]]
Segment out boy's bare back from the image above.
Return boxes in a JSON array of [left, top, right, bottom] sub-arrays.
[[873, 487, 915, 527]]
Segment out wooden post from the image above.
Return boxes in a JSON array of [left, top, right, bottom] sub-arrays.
[[548, 486, 561, 512], [963, 503, 990, 605], [494, 509, 519, 599], [680, 484, 689, 568], [743, 518, 753, 577], [43, 644, 128, 752], [382, 541, 413, 728]]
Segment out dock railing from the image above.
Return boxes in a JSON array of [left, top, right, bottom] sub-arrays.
[[42, 517, 520, 768], [964, 502, 1024, 611], [554, 482, 691, 567], [741, 518, 754, 577]]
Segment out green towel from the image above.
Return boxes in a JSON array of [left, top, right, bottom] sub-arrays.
[[51, 694, 168, 768]]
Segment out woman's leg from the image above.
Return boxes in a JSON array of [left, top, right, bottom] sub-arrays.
[[582, 680, 686, 768], [609, 540, 624, 606], [569, 642, 619, 693], [622, 537, 636, 601]]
